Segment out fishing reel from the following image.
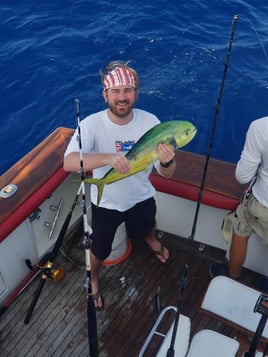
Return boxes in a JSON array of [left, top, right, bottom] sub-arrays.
[[254, 293, 268, 317], [243, 294, 268, 357], [37, 261, 65, 283]]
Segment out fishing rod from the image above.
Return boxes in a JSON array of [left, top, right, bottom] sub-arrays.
[[166, 14, 240, 357], [24, 182, 82, 324], [75, 98, 98, 357], [0, 259, 42, 319]]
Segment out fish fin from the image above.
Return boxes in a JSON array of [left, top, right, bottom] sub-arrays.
[[73, 178, 100, 185], [73, 178, 105, 206], [84, 178, 98, 184], [96, 182, 105, 207]]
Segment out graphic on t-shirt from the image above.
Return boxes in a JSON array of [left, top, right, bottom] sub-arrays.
[[115, 141, 135, 152]]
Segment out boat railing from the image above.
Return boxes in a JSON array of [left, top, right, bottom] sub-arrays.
[[150, 150, 247, 211], [139, 303, 240, 357], [141, 276, 268, 356], [138, 306, 191, 357]]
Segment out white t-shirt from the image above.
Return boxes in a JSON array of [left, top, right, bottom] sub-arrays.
[[64, 108, 161, 211], [235, 116, 268, 207]]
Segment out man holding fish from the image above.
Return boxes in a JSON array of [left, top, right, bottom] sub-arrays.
[[64, 60, 196, 310]]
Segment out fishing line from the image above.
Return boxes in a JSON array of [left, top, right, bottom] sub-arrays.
[[165, 15, 240, 357], [59, 248, 85, 269], [237, 13, 268, 62]]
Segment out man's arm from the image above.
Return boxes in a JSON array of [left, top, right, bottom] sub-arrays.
[[63, 152, 130, 174], [235, 122, 261, 184]]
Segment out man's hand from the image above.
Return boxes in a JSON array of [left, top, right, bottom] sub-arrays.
[[156, 143, 175, 165], [109, 154, 130, 174]]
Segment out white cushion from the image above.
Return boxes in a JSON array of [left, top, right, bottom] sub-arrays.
[[255, 352, 268, 357], [186, 330, 239, 357], [201, 276, 268, 339]]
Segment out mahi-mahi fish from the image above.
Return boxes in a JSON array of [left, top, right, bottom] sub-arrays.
[[84, 120, 197, 206]]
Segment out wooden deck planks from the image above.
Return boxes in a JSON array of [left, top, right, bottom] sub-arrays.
[[0, 230, 263, 357]]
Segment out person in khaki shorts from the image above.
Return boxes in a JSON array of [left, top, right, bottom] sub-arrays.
[[209, 116, 268, 288]]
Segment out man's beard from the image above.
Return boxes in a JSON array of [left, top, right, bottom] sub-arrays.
[[108, 100, 134, 118]]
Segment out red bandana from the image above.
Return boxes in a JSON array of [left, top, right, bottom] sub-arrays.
[[103, 67, 136, 90]]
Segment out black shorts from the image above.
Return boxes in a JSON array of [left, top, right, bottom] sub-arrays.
[[90, 197, 156, 260]]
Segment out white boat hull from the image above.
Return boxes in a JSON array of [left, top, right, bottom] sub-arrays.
[[0, 173, 85, 306], [155, 191, 268, 277]]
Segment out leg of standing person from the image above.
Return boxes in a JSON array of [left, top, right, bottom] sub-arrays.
[[145, 226, 169, 263], [228, 231, 249, 279], [209, 230, 249, 279], [90, 251, 104, 310], [209, 199, 252, 278], [126, 198, 169, 264], [89, 204, 121, 310]]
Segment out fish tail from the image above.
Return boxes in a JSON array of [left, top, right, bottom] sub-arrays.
[[84, 177, 100, 185], [96, 182, 105, 207], [84, 178, 105, 207]]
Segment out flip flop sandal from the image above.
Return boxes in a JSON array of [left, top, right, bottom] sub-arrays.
[[147, 241, 169, 263]]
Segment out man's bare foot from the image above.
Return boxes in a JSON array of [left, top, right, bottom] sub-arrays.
[[145, 239, 169, 263], [91, 279, 104, 310]]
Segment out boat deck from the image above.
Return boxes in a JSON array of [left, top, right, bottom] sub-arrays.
[[0, 225, 265, 357]]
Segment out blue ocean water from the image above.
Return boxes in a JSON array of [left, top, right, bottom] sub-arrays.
[[0, 0, 267, 175]]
